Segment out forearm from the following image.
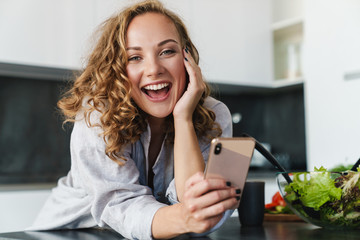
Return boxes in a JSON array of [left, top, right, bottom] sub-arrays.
[[174, 119, 205, 202]]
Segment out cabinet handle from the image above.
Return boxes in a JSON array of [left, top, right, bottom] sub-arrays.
[[344, 70, 360, 81]]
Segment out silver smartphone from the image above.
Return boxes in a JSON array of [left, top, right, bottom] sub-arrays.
[[204, 137, 256, 208]]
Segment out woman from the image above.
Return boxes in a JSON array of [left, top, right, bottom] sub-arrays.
[[29, 1, 240, 239]]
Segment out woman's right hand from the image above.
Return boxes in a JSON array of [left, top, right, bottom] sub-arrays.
[[179, 172, 240, 234]]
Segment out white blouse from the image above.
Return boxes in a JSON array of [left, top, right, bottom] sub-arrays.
[[28, 97, 233, 239]]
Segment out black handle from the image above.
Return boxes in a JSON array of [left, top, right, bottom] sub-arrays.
[[351, 158, 360, 171], [241, 133, 292, 184]]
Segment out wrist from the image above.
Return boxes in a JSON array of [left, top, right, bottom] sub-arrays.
[[177, 203, 191, 234], [174, 117, 194, 129], [152, 204, 189, 238]]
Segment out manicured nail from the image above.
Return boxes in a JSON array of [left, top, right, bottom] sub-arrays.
[[226, 181, 231, 187], [236, 196, 240, 201], [235, 189, 241, 194], [185, 48, 189, 53], [184, 57, 188, 62]]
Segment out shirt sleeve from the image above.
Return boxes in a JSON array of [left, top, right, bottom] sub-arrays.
[[68, 114, 166, 240]]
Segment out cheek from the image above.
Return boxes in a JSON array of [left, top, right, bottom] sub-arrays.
[[172, 59, 187, 92], [179, 68, 187, 94], [126, 65, 139, 87]]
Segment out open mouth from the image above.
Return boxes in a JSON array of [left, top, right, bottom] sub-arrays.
[[141, 83, 171, 99]]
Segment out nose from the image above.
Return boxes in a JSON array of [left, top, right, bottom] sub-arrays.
[[145, 56, 164, 78]]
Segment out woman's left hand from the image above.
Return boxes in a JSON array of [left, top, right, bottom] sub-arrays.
[[173, 48, 206, 122], [179, 172, 240, 234]]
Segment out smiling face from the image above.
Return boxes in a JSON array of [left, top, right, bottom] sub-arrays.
[[125, 12, 186, 120]]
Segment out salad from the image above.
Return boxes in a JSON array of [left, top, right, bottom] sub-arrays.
[[283, 166, 360, 227]]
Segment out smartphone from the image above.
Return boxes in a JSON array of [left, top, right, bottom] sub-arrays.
[[204, 137, 256, 207]]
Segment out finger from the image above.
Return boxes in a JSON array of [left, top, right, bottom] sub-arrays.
[[195, 197, 239, 220], [183, 49, 202, 82], [183, 47, 195, 63], [185, 178, 231, 199], [191, 188, 239, 210], [184, 172, 205, 190]]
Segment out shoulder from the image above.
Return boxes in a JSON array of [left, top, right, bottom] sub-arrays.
[[203, 96, 232, 137], [203, 96, 231, 122], [204, 96, 229, 112]]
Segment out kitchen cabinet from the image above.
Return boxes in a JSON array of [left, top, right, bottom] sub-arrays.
[[0, 0, 273, 85], [303, 0, 360, 170], [339, 1, 360, 81], [187, 0, 272, 85], [0, 0, 97, 69], [271, 0, 304, 83]]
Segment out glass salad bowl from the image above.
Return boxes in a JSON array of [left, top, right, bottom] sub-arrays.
[[277, 170, 360, 229]]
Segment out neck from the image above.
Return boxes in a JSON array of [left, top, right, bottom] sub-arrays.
[[147, 116, 166, 136]]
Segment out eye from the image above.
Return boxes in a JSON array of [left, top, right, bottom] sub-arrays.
[[128, 56, 141, 62], [160, 49, 176, 56]]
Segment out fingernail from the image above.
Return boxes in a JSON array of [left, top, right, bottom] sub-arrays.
[[184, 57, 188, 62], [235, 189, 241, 194], [185, 48, 189, 53], [236, 196, 240, 201], [226, 181, 231, 187]]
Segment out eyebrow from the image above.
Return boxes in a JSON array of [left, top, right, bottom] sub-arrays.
[[158, 39, 178, 46], [126, 39, 179, 51]]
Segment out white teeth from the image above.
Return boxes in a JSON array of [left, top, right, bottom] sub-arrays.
[[143, 83, 169, 91]]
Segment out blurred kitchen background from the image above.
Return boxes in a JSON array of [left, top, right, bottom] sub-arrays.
[[1, 0, 360, 233]]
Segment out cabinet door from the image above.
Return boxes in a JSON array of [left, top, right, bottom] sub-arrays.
[[304, 0, 360, 169], [188, 0, 272, 85], [339, 1, 360, 80], [0, 0, 95, 69]]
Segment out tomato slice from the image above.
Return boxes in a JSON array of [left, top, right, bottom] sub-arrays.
[[265, 202, 278, 209], [266, 191, 286, 210], [272, 191, 282, 203]]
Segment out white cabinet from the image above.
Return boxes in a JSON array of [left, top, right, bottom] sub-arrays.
[[0, 0, 272, 85], [338, 1, 360, 80], [303, 0, 360, 170], [0, 0, 98, 69], [187, 0, 272, 85], [271, 0, 304, 82]]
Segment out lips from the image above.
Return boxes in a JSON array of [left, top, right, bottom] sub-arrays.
[[141, 82, 171, 100]]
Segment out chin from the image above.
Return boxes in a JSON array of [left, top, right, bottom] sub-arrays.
[[152, 106, 176, 118], [149, 111, 173, 119]]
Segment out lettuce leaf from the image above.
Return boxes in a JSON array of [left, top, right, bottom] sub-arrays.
[[285, 167, 342, 211]]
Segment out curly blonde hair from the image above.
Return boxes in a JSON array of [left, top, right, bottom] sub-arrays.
[[58, 0, 221, 165]]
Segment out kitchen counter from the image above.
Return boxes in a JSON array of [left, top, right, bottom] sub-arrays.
[[0, 217, 359, 240]]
